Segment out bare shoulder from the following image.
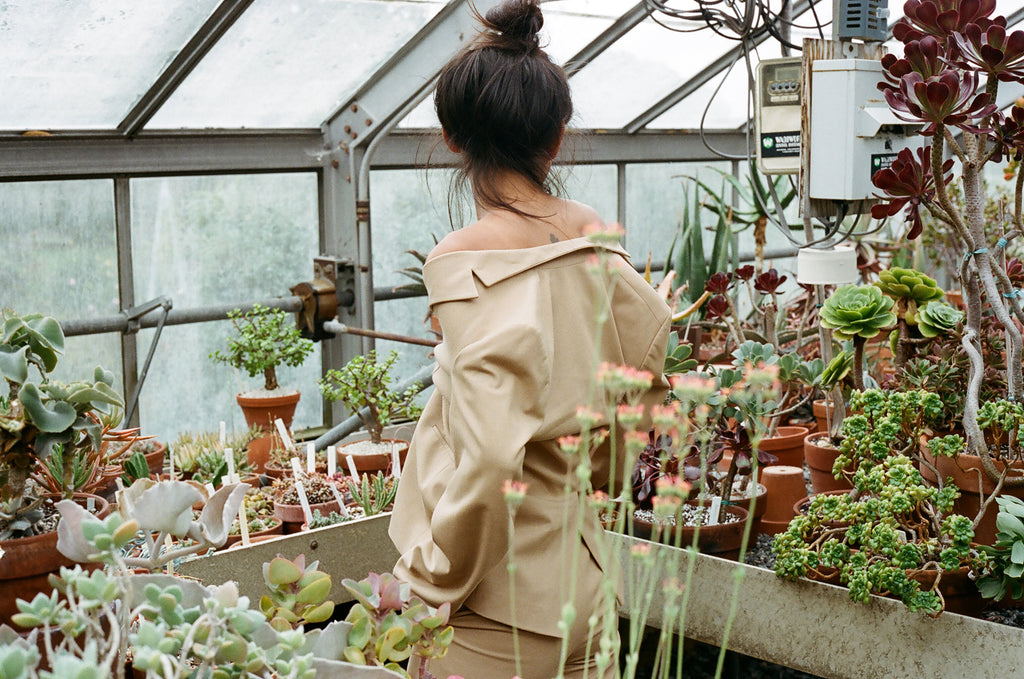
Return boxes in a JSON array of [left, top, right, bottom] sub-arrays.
[[426, 222, 493, 261], [563, 200, 605, 236]]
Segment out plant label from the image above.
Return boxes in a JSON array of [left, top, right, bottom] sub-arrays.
[[295, 480, 313, 525], [306, 443, 316, 475], [708, 496, 722, 526], [327, 445, 337, 477], [275, 418, 295, 451]]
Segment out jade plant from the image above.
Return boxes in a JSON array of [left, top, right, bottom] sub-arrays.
[[318, 350, 421, 445], [210, 304, 313, 392], [1, 310, 125, 538], [772, 389, 983, 614], [260, 555, 335, 632], [338, 571, 454, 678]]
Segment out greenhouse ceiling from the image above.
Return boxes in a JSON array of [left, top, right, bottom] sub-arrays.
[[5, 0, 1022, 180]]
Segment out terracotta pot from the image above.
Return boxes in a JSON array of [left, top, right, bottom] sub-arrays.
[[142, 441, 167, 476], [805, 432, 853, 493], [632, 504, 751, 561], [0, 493, 110, 626], [337, 438, 409, 476], [236, 390, 301, 473], [759, 466, 808, 535], [222, 517, 284, 547], [273, 498, 341, 534], [946, 289, 964, 310], [919, 440, 1024, 545], [690, 483, 766, 538], [758, 426, 809, 467]]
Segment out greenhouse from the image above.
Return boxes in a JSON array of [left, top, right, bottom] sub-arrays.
[[3, 0, 1024, 677]]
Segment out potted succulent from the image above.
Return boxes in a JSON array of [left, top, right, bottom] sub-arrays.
[[772, 388, 984, 616], [5, 477, 450, 679], [867, 0, 1024, 544], [210, 304, 314, 472], [318, 350, 421, 474], [0, 310, 126, 626]]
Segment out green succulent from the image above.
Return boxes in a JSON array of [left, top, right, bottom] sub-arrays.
[[875, 268, 944, 325], [259, 554, 335, 632], [916, 301, 964, 338], [820, 284, 897, 341]]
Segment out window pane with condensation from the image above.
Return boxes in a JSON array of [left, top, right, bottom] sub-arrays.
[[129, 173, 322, 444], [0, 179, 122, 386], [0, 0, 220, 129], [149, 0, 445, 129]]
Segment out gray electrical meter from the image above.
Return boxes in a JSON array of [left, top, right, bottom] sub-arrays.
[[756, 57, 803, 175]]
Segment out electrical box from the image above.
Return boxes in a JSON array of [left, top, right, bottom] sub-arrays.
[[837, 0, 889, 42], [756, 57, 803, 175], [808, 58, 920, 204]]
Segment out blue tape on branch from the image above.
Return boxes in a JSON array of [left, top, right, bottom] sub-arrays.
[[1004, 289, 1023, 299], [964, 247, 989, 263], [998, 237, 1009, 249]]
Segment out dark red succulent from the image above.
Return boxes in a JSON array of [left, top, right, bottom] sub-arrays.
[[951, 20, 1024, 82], [892, 0, 997, 45], [753, 268, 787, 295], [883, 65, 996, 135], [631, 431, 677, 509], [712, 422, 777, 474], [871, 145, 954, 240], [705, 294, 730, 320], [704, 271, 733, 294], [880, 36, 947, 92], [734, 264, 755, 281], [991, 106, 1024, 162], [1007, 257, 1024, 287]]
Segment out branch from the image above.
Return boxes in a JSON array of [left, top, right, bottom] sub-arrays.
[[943, 128, 968, 164]]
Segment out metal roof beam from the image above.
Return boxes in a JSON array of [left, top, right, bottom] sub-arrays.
[[623, 0, 817, 134], [322, 0, 501, 150], [117, 0, 254, 138], [0, 131, 324, 180], [563, 2, 652, 78]]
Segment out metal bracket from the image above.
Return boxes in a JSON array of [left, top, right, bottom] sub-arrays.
[[121, 296, 173, 424], [314, 256, 356, 318], [331, 101, 376, 147]]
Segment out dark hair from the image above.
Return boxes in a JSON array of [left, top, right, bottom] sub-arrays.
[[434, 0, 573, 222]]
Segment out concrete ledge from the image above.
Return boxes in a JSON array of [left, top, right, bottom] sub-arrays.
[[180, 519, 1024, 678]]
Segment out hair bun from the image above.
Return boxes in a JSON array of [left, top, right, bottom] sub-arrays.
[[481, 0, 543, 52]]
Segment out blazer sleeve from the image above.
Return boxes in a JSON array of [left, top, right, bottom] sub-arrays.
[[393, 320, 549, 611]]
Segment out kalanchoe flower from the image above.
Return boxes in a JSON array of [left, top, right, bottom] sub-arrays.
[[753, 268, 787, 295], [734, 265, 755, 281], [871, 146, 954, 239], [705, 294, 730, 320], [951, 20, 1024, 82], [704, 271, 733, 294], [883, 66, 996, 136], [892, 0, 997, 45]]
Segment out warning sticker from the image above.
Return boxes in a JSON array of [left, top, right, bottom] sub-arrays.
[[760, 132, 800, 158], [871, 153, 900, 178]]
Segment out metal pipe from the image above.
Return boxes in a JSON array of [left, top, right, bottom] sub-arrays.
[[322, 320, 438, 348], [313, 363, 435, 449], [60, 296, 304, 337]]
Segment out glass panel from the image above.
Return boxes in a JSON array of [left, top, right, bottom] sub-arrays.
[[0, 0, 221, 129], [130, 173, 321, 443], [150, 0, 446, 129], [398, 0, 637, 129], [0, 179, 122, 385]]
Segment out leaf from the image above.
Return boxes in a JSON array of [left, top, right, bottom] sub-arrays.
[[18, 383, 76, 432], [0, 346, 29, 384], [1012, 540, 1024, 565], [997, 512, 1024, 540]]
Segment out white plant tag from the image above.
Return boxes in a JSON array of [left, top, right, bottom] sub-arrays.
[[346, 455, 360, 486], [391, 442, 402, 481], [220, 421, 226, 447], [275, 419, 295, 451], [238, 496, 250, 546], [306, 443, 316, 475], [327, 445, 337, 477], [295, 480, 313, 525], [330, 485, 350, 518], [87, 497, 95, 512], [290, 457, 304, 479], [707, 496, 722, 526], [224, 447, 235, 482]]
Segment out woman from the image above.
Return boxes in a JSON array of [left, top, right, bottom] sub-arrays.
[[388, 1, 671, 677]]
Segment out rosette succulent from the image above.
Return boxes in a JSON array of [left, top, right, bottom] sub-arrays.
[[820, 285, 897, 341], [820, 285, 897, 390], [875, 267, 944, 321], [917, 301, 965, 338]]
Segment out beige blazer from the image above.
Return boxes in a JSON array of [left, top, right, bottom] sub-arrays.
[[389, 238, 670, 637]]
